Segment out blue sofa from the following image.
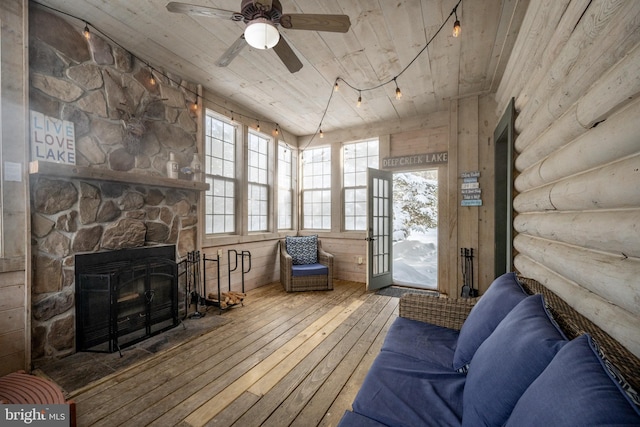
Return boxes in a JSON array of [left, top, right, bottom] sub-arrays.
[[338, 272, 640, 427]]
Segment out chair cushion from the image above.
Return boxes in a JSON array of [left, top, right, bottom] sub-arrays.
[[291, 263, 328, 277], [285, 235, 318, 265], [462, 294, 567, 427], [352, 350, 466, 427], [452, 272, 528, 372], [381, 317, 459, 368], [506, 334, 640, 426]]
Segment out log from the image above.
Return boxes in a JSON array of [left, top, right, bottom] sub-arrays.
[[515, 0, 631, 134], [516, 44, 640, 168], [514, 210, 640, 258], [515, 97, 640, 191], [514, 234, 640, 316], [513, 154, 640, 212], [496, 0, 573, 112], [514, 254, 640, 358]]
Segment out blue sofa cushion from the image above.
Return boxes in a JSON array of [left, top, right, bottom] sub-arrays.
[[381, 317, 459, 368], [291, 263, 328, 277], [506, 334, 640, 426], [285, 235, 318, 265], [352, 350, 465, 427], [337, 410, 389, 427], [452, 272, 528, 372], [462, 294, 567, 427]]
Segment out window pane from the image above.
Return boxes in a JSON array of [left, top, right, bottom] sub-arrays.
[[301, 147, 331, 229], [343, 139, 379, 231]]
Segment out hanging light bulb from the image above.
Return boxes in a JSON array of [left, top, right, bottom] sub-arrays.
[[334, 81, 339, 92], [453, 8, 461, 37], [257, 121, 261, 132], [319, 129, 324, 138], [83, 23, 91, 40], [274, 124, 279, 136], [149, 72, 156, 86], [357, 91, 362, 108], [394, 78, 402, 100]]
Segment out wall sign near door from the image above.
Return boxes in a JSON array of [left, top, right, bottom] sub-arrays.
[[461, 171, 482, 206], [382, 151, 448, 169]]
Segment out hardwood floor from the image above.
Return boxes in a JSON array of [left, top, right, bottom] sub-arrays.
[[68, 280, 398, 427]]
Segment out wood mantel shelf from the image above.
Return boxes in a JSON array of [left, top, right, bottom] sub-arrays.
[[29, 161, 209, 191]]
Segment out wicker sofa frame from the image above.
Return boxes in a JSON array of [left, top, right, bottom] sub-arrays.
[[279, 239, 334, 292], [399, 275, 640, 392]]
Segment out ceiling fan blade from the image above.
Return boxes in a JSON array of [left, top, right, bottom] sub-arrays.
[[273, 36, 303, 73], [216, 35, 248, 67], [280, 14, 351, 33], [166, 2, 242, 21]]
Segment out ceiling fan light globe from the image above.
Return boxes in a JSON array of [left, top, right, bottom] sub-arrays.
[[244, 18, 280, 49]]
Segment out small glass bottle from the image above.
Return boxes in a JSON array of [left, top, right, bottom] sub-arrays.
[[166, 152, 179, 179], [190, 153, 202, 181]]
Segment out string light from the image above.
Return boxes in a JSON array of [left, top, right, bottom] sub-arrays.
[[274, 124, 279, 136], [394, 78, 402, 100], [257, 121, 260, 132], [453, 6, 461, 37], [36, 0, 462, 154]]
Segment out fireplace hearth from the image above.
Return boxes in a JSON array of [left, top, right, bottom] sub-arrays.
[[75, 246, 179, 354]]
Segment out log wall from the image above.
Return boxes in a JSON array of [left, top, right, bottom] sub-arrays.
[[495, 0, 640, 358]]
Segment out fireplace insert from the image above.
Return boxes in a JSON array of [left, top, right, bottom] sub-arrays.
[[75, 245, 178, 354]]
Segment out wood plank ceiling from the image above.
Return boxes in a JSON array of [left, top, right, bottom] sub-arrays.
[[33, 0, 528, 136]]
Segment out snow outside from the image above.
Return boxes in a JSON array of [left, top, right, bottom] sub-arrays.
[[392, 171, 438, 289]]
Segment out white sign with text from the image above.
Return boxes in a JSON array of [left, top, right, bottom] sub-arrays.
[[30, 110, 76, 164]]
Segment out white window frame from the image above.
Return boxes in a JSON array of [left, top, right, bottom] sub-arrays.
[[277, 143, 293, 230], [343, 139, 379, 231], [301, 146, 331, 230], [204, 111, 237, 235], [247, 131, 270, 232]]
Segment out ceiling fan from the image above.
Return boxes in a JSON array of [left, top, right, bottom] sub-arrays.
[[166, 0, 351, 73]]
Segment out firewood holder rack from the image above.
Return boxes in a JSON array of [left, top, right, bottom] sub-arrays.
[[202, 250, 251, 314]]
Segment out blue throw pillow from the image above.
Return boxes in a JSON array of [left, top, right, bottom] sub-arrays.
[[506, 334, 640, 426], [462, 294, 568, 427], [285, 235, 318, 265], [452, 272, 528, 372]]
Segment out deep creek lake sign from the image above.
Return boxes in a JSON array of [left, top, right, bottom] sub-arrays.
[[382, 152, 448, 169]]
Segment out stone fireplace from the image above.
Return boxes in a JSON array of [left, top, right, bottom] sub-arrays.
[[28, 5, 206, 365]]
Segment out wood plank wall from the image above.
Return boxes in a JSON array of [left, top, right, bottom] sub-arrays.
[[495, 0, 640, 358], [0, 0, 30, 376]]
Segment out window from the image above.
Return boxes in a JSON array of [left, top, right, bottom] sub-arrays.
[[278, 143, 293, 229], [247, 132, 269, 232], [302, 146, 331, 229], [344, 139, 379, 230], [204, 112, 236, 234]]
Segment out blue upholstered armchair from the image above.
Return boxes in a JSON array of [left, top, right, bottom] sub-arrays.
[[280, 235, 334, 292]]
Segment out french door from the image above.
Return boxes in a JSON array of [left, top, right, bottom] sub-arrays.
[[366, 168, 393, 290]]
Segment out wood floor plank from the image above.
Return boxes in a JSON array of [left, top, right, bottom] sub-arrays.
[[261, 295, 396, 427], [81, 286, 351, 426], [183, 300, 364, 426], [63, 280, 397, 427], [231, 293, 392, 427], [290, 297, 399, 427], [320, 309, 398, 427]]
